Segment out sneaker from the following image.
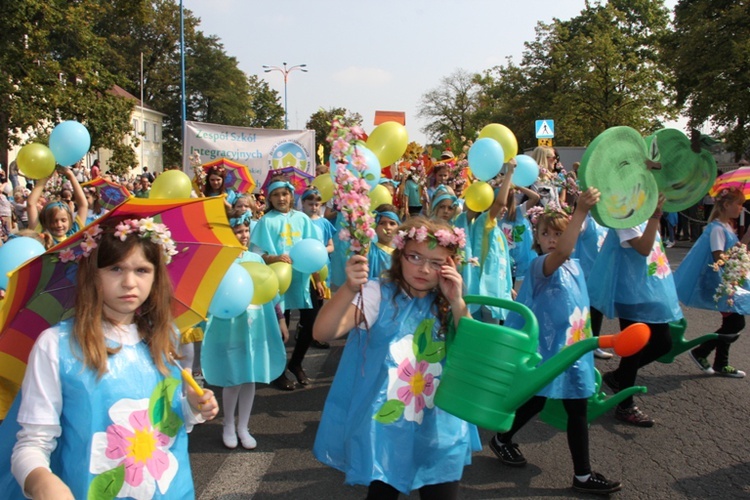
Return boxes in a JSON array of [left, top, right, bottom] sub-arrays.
[[594, 348, 613, 360], [573, 472, 622, 495], [488, 437, 527, 467], [602, 371, 621, 393], [715, 366, 746, 378], [614, 405, 654, 427], [688, 350, 714, 375], [665, 240, 675, 248]]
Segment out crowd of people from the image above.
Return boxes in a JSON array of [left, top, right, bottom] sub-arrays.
[[0, 147, 747, 499]]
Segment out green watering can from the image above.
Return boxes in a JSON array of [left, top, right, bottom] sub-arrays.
[[434, 295, 650, 432], [657, 318, 719, 364], [539, 369, 647, 430]]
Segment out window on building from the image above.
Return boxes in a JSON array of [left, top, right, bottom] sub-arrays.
[[153, 123, 159, 143], [143, 120, 149, 141], [132, 119, 138, 133]]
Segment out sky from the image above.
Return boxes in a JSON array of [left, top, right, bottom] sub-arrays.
[[182, 0, 679, 145]]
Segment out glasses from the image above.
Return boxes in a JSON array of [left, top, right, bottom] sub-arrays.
[[403, 252, 446, 271]]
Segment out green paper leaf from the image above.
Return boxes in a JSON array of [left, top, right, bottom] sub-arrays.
[[149, 377, 183, 437], [648, 262, 657, 276], [87, 465, 125, 500], [373, 399, 405, 424]]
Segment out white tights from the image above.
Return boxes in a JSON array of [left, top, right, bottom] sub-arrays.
[[222, 383, 256, 435]]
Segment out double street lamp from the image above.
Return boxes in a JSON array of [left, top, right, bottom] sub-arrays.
[[262, 62, 308, 129]]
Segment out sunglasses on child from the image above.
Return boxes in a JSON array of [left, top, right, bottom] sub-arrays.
[[402, 252, 448, 271]]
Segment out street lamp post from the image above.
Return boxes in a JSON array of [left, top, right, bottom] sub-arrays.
[[263, 62, 307, 129]]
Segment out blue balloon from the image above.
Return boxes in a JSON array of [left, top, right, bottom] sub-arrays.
[[49, 121, 91, 167], [209, 263, 254, 319], [0, 237, 46, 290], [512, 155, 540, 188], [468, 138, 505, 182], [289, 238, 328, 274], [329, 144, 381, 191]]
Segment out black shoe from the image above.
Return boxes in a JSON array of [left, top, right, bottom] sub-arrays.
[[488, 436, 527, 467], [311, 340, 330, 349], [288, 365, 310, 385], [573, 472, 622, 495], [602, 371, 621, 394], [272, 373, 295, 391]]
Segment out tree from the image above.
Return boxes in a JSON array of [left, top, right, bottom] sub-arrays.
[[0, 0, 136, 172], [664, 0, 750, 161], [305, 108, 363, 161], [418, 69, 481, 146], [247, 75, 285, 129]]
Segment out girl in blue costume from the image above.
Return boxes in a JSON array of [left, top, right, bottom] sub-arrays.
[[368, 204, 400, 279], [493, 188, 621, 495], [202, 212, 288, 450], [313, 216, 480, 499], [3, 217, 218, 499], [231, 193, 258, 235], [467, 161, 515, 324], [675, 187, 749, 378], [27, 168, 89, 248], [588, 194, 681, 427], [498, 183, 539, 284], [202, 165, 237, 209], [251, 178, 318, 391], [430, 187, 458, 224]]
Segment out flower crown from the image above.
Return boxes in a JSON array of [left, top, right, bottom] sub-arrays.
[[58, 217, 178, 264], [526, 203, 573, 228], [717, 187, 742, 200], [392, 225, 467, 250]]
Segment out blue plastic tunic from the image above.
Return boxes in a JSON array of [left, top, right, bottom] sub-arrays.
[[588, 223, 683, 323], [499, 211, 536, 280], [330, 212, 351, 288], [453, 212, 476, 295], [505, 256, 596, 399], [368, 242, 393, 279], [674, 220, 750, 314], [313, 281, 480, 494], [468, 211, 513, 319], [572, 214, 609, 280]]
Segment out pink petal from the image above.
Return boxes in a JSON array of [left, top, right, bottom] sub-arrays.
[[415, 360, 430, 375], [145, 448, 170, 480], [422, 374, 436, 396], [123, 456, 144, 486], [396, 385, 414, 406], [105, 424, 133, 460], [397, 359, 416, 381], [129, 409, 150, 431], [413, 394, 426, 414]]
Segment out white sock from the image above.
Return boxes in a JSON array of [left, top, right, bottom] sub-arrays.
[[237, 383, 256, 435], [576, 473, 591, 482], [222, 386, 241, 431]]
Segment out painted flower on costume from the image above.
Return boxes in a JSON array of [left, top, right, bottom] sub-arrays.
[[374, 319, 445, 425], [647, 243, 670, 278], [88, 378, 183, 499], [711, 243, 750, 306], [565, 306, 591, 346]]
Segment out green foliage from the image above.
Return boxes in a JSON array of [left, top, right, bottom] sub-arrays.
[[306, 108, 363, 160], [247, 75, 285, 129], [418, 69, 480, 145], [664, 0, 750, 161]]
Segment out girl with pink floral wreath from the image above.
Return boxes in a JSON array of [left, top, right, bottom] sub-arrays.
[[3, 217, 218, 499], [492, 188, 622, 495], [312, 216, 480, 499]]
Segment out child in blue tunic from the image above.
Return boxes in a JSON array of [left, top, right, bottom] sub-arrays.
[[368, 204, 400, 279], [202, 213, 288, 450], [430, 188, 459, 224], [492, 188, 621, 494], [675, 187, 749, 378], [498, 183, 540, 283], [27, 168, 89, 248], [251, 179, 317, 391], [313, 216, 480, 499], [2, 217, 218, 499], [588, 194, 682, 427]]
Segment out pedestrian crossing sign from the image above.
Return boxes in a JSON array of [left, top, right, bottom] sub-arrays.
[[535, 120, 554, 139]]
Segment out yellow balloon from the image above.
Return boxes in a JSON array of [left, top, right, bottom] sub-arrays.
[[318, 264, 328, 283], [311, 174, 334, 203], [478, 124, 518, 163], [16, 143, 56, 180], [240, 261, 279, 305], [366, 122, 409, 168], [464, 181, 494, 212], [368, 184, 393, 210], [149, 170, 193, 199], [268, 261, 293, 295]]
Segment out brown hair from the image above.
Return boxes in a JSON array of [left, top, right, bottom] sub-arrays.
[[203, 166, 226, 196], [39, 201, 73, 233], [532, 211, 570, 254], [73, 223, 176, 378]]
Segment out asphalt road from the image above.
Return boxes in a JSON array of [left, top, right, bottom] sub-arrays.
[[189, 242, 750, 499]]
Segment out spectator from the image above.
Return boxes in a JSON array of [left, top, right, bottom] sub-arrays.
[[90, 159, 101, 180], [134, 176, 151, 198], [142, 166, 155, 183]]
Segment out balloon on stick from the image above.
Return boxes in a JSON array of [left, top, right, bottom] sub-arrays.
[[149, 170, 193, 199], [366, 121, 409, 168], [48, 121, 91, 167], [464, 181, 495, 212], [289, 238, 328, 274], [512, 155, 540, 188], [16, 143, 56, 180], [208, 263, 254, 319], [478, 124, 518, 162], [468, 138, 504, 181]]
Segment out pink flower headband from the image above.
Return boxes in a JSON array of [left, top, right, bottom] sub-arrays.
[[59, 217, 178, 264], [392, 225, 467, 251]]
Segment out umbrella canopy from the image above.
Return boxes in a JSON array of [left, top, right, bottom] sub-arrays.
[[709, 167, 750, 198], [0, 196, 243, 416], [261, 166, 314, 197], [202, 158, 257, 194], [81, 177, 132, 210]]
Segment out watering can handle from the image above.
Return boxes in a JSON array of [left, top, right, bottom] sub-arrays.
[[463, 295, 539, 335]]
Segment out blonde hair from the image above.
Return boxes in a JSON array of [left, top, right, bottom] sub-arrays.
[[532, 211, 570, 254], [709, 188, 744, 223]]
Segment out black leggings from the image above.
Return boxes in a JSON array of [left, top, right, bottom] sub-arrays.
[[366, 480, 459, 500], [497, 395, 590, 476], [613, 319, 672, 409], [692, 312, 744, 369], [288, 282, 323, 369]]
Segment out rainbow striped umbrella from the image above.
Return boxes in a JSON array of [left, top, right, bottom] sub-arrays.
[[202, 157, 257, 194], [81, 177, 131, 210], [0, 196, 243, 417], [709, 167, 750, 198]]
